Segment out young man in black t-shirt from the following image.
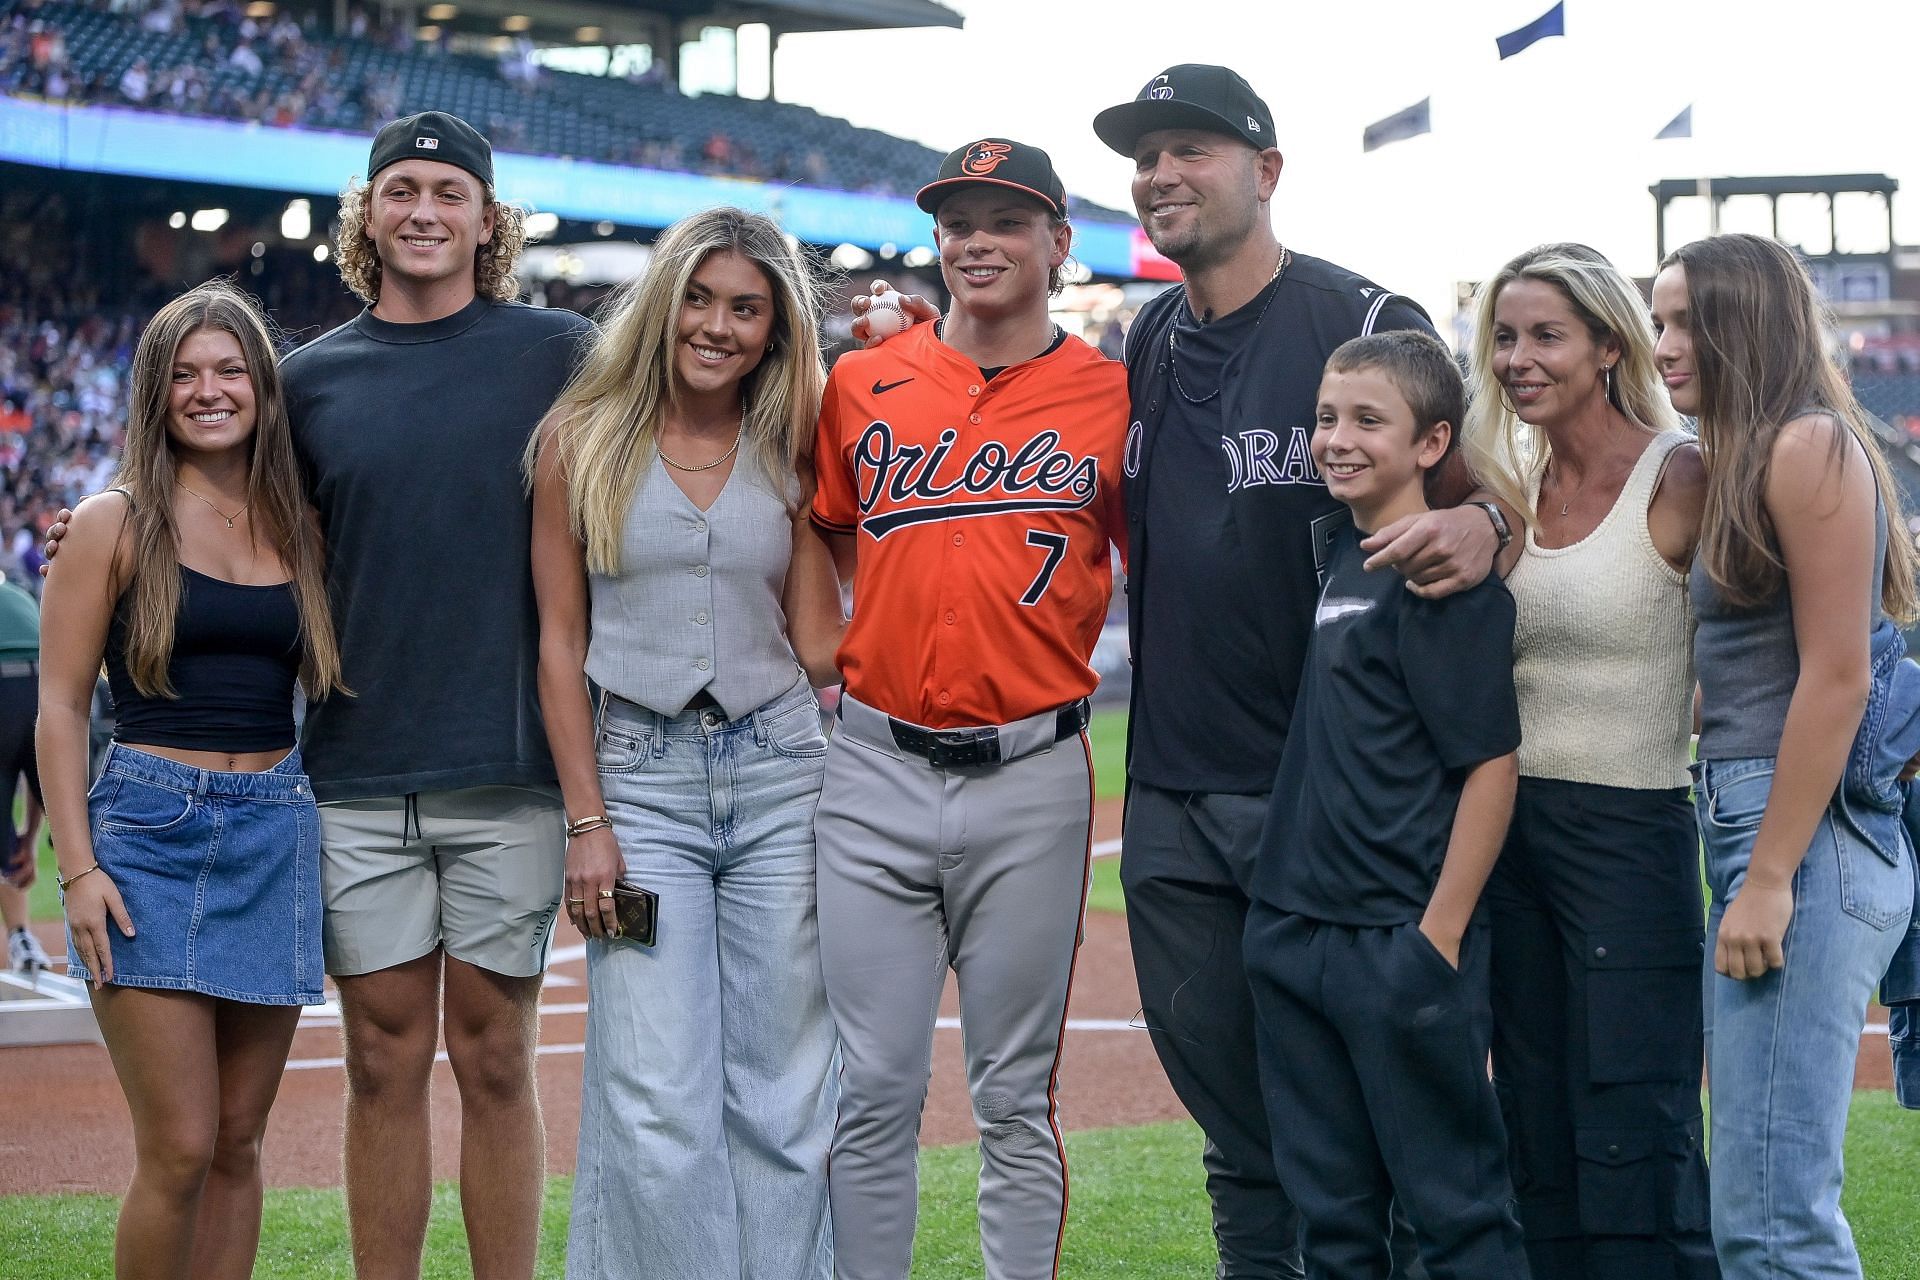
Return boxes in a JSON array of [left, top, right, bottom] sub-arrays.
[[1244, 332, 1529, 1278]]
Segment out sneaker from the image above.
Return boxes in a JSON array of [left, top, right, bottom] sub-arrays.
[[9, 926, 51, 974]]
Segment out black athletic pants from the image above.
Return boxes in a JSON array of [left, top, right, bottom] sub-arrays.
[[1246, 906, 1530, 1280], [1485, 778, 1718, 1280], [1122, 782, 1424, 1279], [0, 664, 40, 876]]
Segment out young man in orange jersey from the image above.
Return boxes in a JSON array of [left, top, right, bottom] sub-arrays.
[[810, 139, 1128, 1280]]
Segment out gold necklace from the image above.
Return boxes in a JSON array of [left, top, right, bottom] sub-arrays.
[[658, 428, 742, 473], [177, 481, 248, 529]]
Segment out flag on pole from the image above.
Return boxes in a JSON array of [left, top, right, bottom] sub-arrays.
[[1363, 98, 1431, 152], [1655, 105, 1692, 139], [1496, 2, 1566, 59]]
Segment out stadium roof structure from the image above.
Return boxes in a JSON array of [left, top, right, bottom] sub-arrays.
[[426, 0, 963, 46], [1650, 173, 1899, 263]]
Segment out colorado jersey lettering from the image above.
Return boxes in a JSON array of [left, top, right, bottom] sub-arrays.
[[813, 322, 1128, 728], [1222, 426, 1321, 492]]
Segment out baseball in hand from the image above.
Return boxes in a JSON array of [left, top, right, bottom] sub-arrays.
[[865, 293, 909, 340]]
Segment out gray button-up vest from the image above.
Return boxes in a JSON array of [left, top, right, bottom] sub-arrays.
[[586, 451, 804, 720]]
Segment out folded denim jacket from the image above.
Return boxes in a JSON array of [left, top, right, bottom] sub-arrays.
[[1848, 619, 1920, 1109]]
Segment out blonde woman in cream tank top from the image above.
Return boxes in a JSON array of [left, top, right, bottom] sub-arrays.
[[1463, 244, 1718, 1280]]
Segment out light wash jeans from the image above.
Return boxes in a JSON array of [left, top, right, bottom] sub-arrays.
[[1694, 757, 1915, 1279], [567, 679, 837, 1280]]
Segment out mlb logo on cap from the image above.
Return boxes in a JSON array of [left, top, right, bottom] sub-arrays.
[[368, 110, 495, 187]]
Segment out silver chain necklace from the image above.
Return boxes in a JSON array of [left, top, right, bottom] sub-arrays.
[[1168, 247, 1291, 406]]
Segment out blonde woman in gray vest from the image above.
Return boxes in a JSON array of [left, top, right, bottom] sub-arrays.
[[1463, 243, 1719, 1280], [527, 208, 844, 1279]]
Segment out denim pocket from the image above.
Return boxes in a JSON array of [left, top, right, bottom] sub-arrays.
[[1829, 813, 1914, 931], [764, 701, 827, 761], [97, 777, 199, 835], [595, 725, 653, 775], [1705, 765, 1774, 830], [1584, 927, 1706, 1083]]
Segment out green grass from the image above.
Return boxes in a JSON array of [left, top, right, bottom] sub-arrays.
[[1085, 707, 1128, 915], [6, 1107, 1918, 1278], [1087, 856, 1126, 915], [1088, 706, 1126, 801], [23, 825, 57, 920]]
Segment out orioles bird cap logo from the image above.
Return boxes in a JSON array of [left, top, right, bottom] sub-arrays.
[[961, 141, 1013, 176]]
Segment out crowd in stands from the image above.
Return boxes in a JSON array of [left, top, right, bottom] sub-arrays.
[[0, 0, 1139, 213], [0, 189, 135, 586], [0, 184, 375, 589]]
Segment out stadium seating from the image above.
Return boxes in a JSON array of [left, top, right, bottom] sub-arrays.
[[1, 0, 1130, 222]]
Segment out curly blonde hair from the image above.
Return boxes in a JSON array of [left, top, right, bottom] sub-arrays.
[[332, 176, 527, 305]]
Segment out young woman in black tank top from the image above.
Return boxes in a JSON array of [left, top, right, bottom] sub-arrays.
[[37, 282, 344, 1280]]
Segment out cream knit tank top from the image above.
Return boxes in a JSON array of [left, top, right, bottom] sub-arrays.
[[1508, 429, 1695, 789]]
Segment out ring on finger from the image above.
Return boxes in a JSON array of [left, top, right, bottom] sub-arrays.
[[598, 889, 615, 900]]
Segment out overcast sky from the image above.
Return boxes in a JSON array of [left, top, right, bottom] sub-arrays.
[[773, 0, 1920, 322]]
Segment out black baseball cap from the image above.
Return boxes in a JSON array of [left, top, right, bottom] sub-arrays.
[[368, 110, 494, 187], [915, 138, 1069, 219], [1092, 64, 1277, 156]]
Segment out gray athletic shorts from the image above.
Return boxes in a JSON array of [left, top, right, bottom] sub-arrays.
[[319, 783, 566, 979]]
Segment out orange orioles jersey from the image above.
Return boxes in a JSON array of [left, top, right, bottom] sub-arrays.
[[812, 322, 1129, 729]]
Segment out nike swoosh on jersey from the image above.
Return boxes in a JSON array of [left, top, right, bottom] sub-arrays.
[[871, 377, 916, 395]]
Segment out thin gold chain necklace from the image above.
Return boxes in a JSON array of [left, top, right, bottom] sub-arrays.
[[177, 481, 248, 529], [658, 429, 742, 473]]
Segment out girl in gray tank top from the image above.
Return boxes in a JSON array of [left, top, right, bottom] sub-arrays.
[[1655, 233, 1917, 1280], [528, 208, 843, 1279]]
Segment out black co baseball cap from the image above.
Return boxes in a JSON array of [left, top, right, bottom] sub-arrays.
[[1092, 64, 1276, 156], [915, 138, 1069, 219], [368, 110, 494, 187]]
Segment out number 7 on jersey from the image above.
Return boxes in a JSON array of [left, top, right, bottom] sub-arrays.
[[1021, 530, 1069, 606]]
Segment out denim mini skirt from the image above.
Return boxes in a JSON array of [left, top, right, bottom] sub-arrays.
[[66, 743, 323, 1005]]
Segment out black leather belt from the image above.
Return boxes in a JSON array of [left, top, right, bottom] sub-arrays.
[[888, 699, 1091, 769]]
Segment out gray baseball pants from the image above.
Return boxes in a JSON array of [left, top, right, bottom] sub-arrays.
[[816, 694, 1094, 1280]]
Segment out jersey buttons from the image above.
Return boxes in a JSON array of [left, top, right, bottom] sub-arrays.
[[952, 533, 964, 546], [969, 413, 982, 424]]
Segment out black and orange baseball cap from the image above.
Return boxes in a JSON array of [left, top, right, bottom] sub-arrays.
[[1093, 64, 1276, 156], [368, 110, 494, 187], [915, 138, 1069, 219]]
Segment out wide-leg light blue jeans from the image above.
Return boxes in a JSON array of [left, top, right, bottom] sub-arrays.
[[1694, 757, 1914, 1280], [568, 680, 837, 1280]]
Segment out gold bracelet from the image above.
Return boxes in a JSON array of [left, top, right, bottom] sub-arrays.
[[565, 815, 612, 839], [57, 863, 99, 891]]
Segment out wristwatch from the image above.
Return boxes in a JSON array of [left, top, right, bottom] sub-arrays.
[[1471, 501, 1513, 551]]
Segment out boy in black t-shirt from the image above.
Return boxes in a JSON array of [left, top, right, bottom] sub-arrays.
[[1244, 331, 1530, 1278]]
